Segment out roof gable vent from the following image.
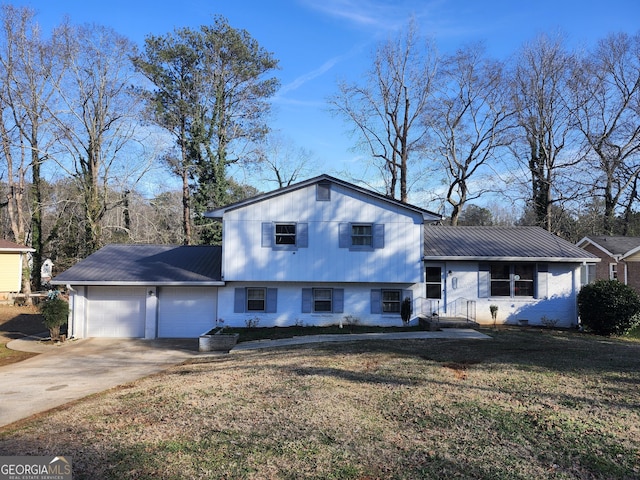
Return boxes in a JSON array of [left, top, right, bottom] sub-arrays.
[[316, 181, 331, 201]]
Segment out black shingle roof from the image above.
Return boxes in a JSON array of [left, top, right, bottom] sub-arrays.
[[51, 244, 222, 285], [424, 226, 599, 262]]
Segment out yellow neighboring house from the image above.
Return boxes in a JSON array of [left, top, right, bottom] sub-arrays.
[[0, 239, 35, 299]]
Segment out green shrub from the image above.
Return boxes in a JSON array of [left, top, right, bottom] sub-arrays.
[[577, 280, 640, 336], [40, 297, 69, 340]]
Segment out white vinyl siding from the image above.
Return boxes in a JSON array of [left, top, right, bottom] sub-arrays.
[[222, 182, 423, 283]]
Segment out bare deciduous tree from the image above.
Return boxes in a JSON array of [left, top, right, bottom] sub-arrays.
[[571, 32, 640, 234], [509, 33, 579, 232], [255, 133, 316, 188], [0, 5, 64, 292], [329, 20, 437, 202], [53, 23, 144, 256], [428, 44, 514, 225]]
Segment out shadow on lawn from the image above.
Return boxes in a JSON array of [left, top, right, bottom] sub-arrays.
[[0, 312, 46, 340], [308, 328, 640, 377]]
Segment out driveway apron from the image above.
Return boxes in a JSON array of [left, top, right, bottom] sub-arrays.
[[0, 338, 199, 428]]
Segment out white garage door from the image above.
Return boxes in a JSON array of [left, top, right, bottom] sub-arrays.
[[88, 287, 146, 338], [158, 287, 217, 338]]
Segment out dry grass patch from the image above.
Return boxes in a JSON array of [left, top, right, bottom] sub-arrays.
[[1, 329, 639, 479]]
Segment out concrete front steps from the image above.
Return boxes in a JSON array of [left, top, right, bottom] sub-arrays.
[[417, 314, 479, 331]]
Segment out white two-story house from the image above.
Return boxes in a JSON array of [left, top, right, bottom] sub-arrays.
[[52, 174, 598, 338], [206, 176, 441, 329]]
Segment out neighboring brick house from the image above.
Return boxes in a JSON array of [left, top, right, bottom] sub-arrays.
[[576, 236, 640, 291]]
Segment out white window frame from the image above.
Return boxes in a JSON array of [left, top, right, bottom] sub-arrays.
[[351, 224, 372, 247], [610, 263, 618, 281], [247, 288, 266, 311], [313, 288, 333, 312], [381, 289, 401, 313], [425, 266, 442, 299], [490, 263, 535, 298]]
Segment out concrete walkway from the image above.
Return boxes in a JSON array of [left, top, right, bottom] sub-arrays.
[[231, 328, 490, 350], [1, 329, 490, 428]]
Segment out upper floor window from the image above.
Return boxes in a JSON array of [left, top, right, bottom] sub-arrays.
[[351, 224, 372, 246], [262, 222, 308, 249], [275, 223, 296, 245], [339, 223, 384, 250]]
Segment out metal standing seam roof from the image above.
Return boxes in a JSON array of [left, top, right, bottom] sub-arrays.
[[424, 226, 600, 262], [51, 244, 223, 285]]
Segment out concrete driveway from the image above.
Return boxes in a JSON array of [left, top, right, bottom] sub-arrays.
[[0, 336, 201, 428], [1, 329, 490, 429]]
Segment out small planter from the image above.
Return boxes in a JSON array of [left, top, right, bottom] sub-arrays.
[[199, 331, 239, 352]]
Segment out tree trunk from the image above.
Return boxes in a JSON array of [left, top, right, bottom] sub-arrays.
[[30, 134, 42, 291], [181, 168, 191, 245]]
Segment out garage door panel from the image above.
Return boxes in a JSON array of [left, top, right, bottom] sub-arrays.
[[158, 287, 217, 338], [88, 287, 146, 338]]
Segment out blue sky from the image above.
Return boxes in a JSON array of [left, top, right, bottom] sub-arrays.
[[12, 0, 640, 200]]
